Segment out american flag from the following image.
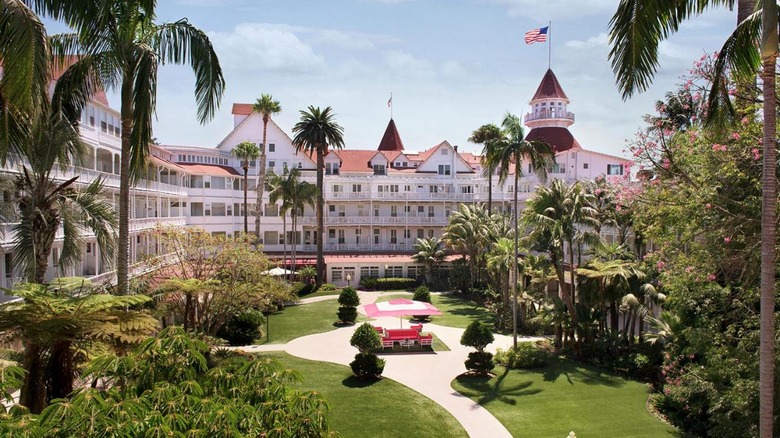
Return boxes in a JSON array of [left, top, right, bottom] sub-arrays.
[[524, 26, 548, 45]]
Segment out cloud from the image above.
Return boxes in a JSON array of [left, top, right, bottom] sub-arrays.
[[382, 50, 436, 80], [208, 23, 326, 74], [313, 29, 377, 50], [488, 0, 614, 19], [565, 33, 608, 50]]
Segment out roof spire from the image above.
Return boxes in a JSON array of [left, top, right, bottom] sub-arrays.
[[530, 69, 569, 102], [377, 119, 405, 152]]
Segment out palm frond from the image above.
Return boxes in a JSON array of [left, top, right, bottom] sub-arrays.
[[128, 44, 158, 181]]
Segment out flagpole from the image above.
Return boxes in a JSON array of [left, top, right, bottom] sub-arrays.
[[390, 92, 393, 119], [548, 21, 552, 69]]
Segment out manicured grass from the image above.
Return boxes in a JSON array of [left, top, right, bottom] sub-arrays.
[[261, 300, 365, 344], [266, 352, 468, 438], [451, 357, 677, 438], [421, 293, 495, 330], [298, 288, 342, 299]]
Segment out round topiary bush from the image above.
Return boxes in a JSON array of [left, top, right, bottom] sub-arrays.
[[413, 285, 431, 303], [350, 353, 386, 379], [337, 287, 360, 324], [464, 351, 494, 375], [350, 322, 381, 352], [217, 309, 265, 346]]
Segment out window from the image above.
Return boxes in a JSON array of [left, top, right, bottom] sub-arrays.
[[407, 266, 421, 279], [332, 268, 343, 282], [404, 229, 411, 239], [428, 229, 434, 238], [528, 163, 532, 174], [373, 164, 386, 175], [328, 229, 336, 239], [352, 184, 362, 193], [388, 266, 403, 277], [338, 205, 345, 217], [607, 164, 624, 175], [441, 148, 448, 156], [86, 243, 93, 254], [333, 184, 342, 193], [417, 206, 425, 215], [460, 186, 472, 194], [268, 143, 275, 153], [550, 163, 565, 174], [338, 230, 345, 244], [417, 229, 425, 239], [329, 205, 336, 213], [438, 165, 451, 175], [374, 229, 380, 244], [100, 121, 107, 132], [391, 206, 398, 217], [390, 229, 397, 244], [583, 162, 589, 169], [4, 253, 12, 278], [326, 163, 339, 175], [428, 206, 435, 217]]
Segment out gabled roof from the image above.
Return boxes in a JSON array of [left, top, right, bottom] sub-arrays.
[[531, 69, 569, 102], [232, 103, 254, 115], [329, 150, 377, 173], [526, 127, 581, 153], [377, 119, 405, 152], [177, 163, 241, 176]]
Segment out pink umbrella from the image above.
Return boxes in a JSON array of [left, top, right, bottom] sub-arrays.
[[364, 298, 442, 328]]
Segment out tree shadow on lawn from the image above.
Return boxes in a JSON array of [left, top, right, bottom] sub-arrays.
[[539, 357, 625, 388], [342, 375, 383, 388], [454, 368, 542, 406]]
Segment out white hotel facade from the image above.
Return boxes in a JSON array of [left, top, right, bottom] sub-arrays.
[[0, 69, 630, 294]]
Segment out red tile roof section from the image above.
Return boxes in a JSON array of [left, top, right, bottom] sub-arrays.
[[330, 150, 376, 173], [377, 119, 405, 151], [51, 56, 110, 106], [177, 163, 241, 176], [232, 103, 254, 115], [531, 69, 569, 101], [526, 127, 581, 153], [324, 254, 460, 264]]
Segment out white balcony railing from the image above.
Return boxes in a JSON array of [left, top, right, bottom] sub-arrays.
[[298, 243, 416, 252], [298, 216, 448, 226], [524, 111, 575, 123]]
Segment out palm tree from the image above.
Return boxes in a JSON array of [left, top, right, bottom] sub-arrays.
[[608, 1, 776, 432], [268, 168, 317, 278], [291, 106, 345, 287], [412, 237, 446, 285], [266, 170, 289, 273], [232, 141, 260, 235], [442, 203, 491, 285], [48, 1, 225, 295], [493, 112, 555, 346], [0, 281, 156, 413], [487, 237, 514, 309], [252, 94, 282, 240], [0, 109, 117, 284], [468, 123, 503, 214]]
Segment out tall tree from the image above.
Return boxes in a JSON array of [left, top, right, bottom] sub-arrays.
[[493, 112, 555, 347], [468, 123, 503, 214], [49, 1, 225, 295], [232, 141, 260, 235], [291, 106, 345, 287], [608, 1, 776, 433], [267, 168, 317, 278], [412, 237, 446, 285], [252, 94, 282, 240]]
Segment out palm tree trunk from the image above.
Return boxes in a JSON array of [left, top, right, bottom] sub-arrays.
[[282, 214, 287, 280], [46, 340, 73, 401], [487, 172, 493, 215], [316, 147, 325, 287], [759, 15, 777, 434], [512, 164, 519, 347], [32, 226, 56, 284], [291, 213, 297, 280], [255, 119, 269, 240], [117, 77, 133, 295], [20, 342, 46, 414], [243, 166, 248, 235]]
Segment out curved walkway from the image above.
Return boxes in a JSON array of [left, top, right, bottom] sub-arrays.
[[237, 292, 544, 438]]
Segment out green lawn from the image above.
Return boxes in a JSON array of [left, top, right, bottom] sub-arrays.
[[421, 293, 495, 330], [261, 299, 365, 344], [451, 357, 677, 438], [298, 287, 342, 299], [266, 352, 468, 438]]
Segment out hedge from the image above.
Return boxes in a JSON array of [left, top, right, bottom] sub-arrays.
[[359, 277, 417, 291]]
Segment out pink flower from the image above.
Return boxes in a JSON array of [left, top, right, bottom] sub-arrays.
[[712, 143, 727, 152], [657, 261, 666, 271], [752, 148, 761, 161], [708, 274, 717, 281], [741, 117, 750, 125], [685, 266, 693, 273], [724, 237, 731, 243], [705, 203, 712, 209], [731, 132, 741, 140]]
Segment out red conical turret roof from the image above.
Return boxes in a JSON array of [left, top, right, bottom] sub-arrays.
[[377, 119, 405, 152], [531, 69, 568, 101]]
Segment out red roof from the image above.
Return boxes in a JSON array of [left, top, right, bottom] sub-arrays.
[[330, 150, 376, 173], [324, 254, 460, 264], [232, 103, 254, 115], [177, 163, 241, 176], [531, 69, 568, 101], [51, 56, 109, 106], [526, 127, 581, 153], [377, 119, 405, 152]]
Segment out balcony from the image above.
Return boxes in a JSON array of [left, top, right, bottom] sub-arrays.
[[130, 216, 187, 231], [371, 192, 475, 201], [524, 111, 575, 124], [298, 216, 448, 226], [299, 243, 416, 253]]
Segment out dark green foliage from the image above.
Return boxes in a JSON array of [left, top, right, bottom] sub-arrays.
[[217, 309, 265, 346], [291, 281, 314, 297], [350, 352, 385, 379], [413, 286, 431, 303], [338, 287, 359, 307], [360, 277, 416, 290], [337, 306, 358, 324], [464, 351, 494, 375], [350, 323, 381, 353], [321, 283, 337, 291], [448, 258, 471, 293], [460, 321, 494, 352], [494, 342, 551, 369]]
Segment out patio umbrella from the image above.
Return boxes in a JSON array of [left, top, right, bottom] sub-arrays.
[[261, 267, 295, 276], [363, 298, 442, 328]]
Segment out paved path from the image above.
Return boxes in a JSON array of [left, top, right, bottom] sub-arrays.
[[237, 291, 544, 438]]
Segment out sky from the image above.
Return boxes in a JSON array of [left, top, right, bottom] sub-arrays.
[[48, 0, 738, 158]]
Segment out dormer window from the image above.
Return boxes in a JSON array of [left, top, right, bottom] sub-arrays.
[[373, 164, 386, 175]]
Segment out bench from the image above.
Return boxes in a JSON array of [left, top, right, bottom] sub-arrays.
[[410, 324, 423, 332], [419, 334, 433, 347], [385, 329, 420, 340], [382, 338, 394, 348]]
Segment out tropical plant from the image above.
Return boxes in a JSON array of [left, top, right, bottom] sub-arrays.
[[493, 112, 555, 346], [442, 203, 491, 285], [292, 106, 345, 287], [48, 1, 225, 294], [468, 123, 503, 214], [609, 1, 777, 433], [232, 140, 260, 235], [286, 169, 318, 278], [413, 285, 431, 303], [411, 237, 446, 284], [252, 94, 282, 239], [0, 108, 117, 284], [0, 281, 157, 413], [217, 308, 265, 346]]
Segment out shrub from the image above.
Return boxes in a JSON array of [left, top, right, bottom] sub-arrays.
[[290, 281, 314, 297], [359, 277, 378, 290], [375, 277, 417, 290], [337, 306, 358, 324], [338, 287, 360, 307], [464, 351, 494, 375], [494, 342, 551, 369], [460, 321, 494, 352], [413, 285, 431, 303], [217, 309, 265, 346], [321, 283, 337, 291], [350, 352, 385, 379], [350, 322, 381, 353]]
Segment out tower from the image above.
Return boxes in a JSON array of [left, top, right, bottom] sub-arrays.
[[524, 69, 581, 152]]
